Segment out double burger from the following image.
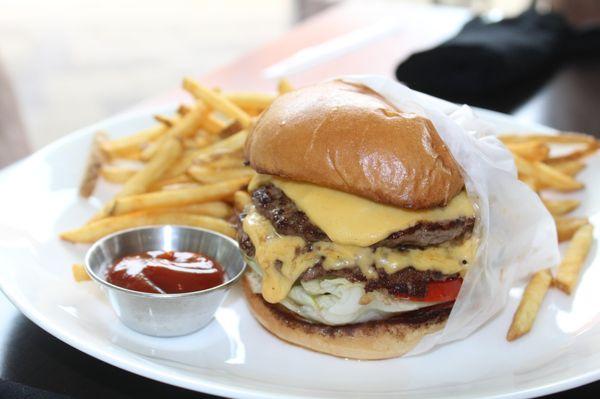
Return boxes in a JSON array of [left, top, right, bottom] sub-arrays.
[[236, 81, 478, 359]]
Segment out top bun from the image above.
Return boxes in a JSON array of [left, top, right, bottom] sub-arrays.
[[244, 80, 464, 209]]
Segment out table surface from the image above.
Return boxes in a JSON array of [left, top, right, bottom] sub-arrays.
[[0, 2, 599, 398]]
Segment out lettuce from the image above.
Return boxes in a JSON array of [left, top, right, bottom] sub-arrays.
[[284, 278, 433, 325], [245, 261, 434, 325]]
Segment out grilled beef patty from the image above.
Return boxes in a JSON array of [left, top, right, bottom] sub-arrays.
[[300, 264, 459, 298], [251, 184, 474, 249], [236, 184, 470, 299], [236, 221, 459, 299]]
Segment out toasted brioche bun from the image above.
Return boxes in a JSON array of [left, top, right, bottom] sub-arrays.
[[243, 276, 448, 360], [245, 80, 463, 209]]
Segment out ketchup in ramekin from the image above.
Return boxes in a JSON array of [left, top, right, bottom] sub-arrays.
[[106, 250, 225, 294]]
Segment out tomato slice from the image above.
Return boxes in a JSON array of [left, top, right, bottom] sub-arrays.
[[421, 278, 463, 302], [396, 278, 463, 303]]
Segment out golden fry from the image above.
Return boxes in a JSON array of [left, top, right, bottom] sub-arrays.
[[140, 140, 160, 161], [197, 156, 245, 170], [548, 160, 585, 176], [278, 78, 294, 94], [188, 166, 255, 184], [177, 104, 191, 116], [225, 92, 275, 110], [554, 224, 594, 294], [118, 137, 183, 196], [101, 125, 167, 158], [111, 178, 249, 216], [151, 202, 232, 218], [202, 114, 228, 134], [154, 114, 177, 127], [542, 199, 580, 216], [506, 142, 550, 162], [556, 217, 589, 242], [72, 263, 92, 282], [79, 131, 108, 198], [141, 103, 206, 160], [100, 165, 138, 184], [170, 131, 246, 179], [220, 121, 243, 138], [161, 150, 203, 180], [183, 78, 251, 128], [160, 183, 202, 191], [148, 174, 194, 191], [233, 190, 252, 212], [500, 132, 597, 145], [92, 137, 183, 220], [193, 130, 248, 163], [548, 143, 599, 162], [513, 154, 583, 192], [61, 212, 235, 243], [506, 269, 552, 341]]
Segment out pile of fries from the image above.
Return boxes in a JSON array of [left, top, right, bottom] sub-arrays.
[[62, 77, 294, 279], [501, 133, 599, 341], [61, 77, 598, 343]]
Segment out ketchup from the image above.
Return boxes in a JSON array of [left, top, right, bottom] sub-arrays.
[[106, 250, 225, 294]]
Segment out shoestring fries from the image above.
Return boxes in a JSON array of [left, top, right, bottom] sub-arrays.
[[65, 77, 293, 247], [502, 131, 599, 341]]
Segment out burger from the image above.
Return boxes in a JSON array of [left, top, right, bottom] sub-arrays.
[[236, 80, 478, 359]]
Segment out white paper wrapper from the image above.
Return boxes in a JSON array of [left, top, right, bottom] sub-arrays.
[[342, 75, 561, 355]]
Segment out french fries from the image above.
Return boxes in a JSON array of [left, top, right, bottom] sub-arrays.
[[101, 125, 167, 159], [554, 224, 594, 294], [555, 217, 589, 242], [61, 212, 235, 243], [506, 142, 549, 162], [500, 132, 597, 145], [542, 199, 580, 216], [278, 78, 294, 94], [187, 166, 255, 184], [183, 78, 251, 128], [225, 92, 275, 110], [549, 160, 585, 176], [72, 263, 92, 282], [506, 269, 552, 341], [79, 132, 108, 198], [513, 154, 583, 192], [111, 178, 249, 216], [202, 114, 227, 134], [100, 165, 138, 184], [502, 130, 598, 341]]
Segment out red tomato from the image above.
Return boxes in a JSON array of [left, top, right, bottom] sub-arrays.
[[421, 278, 463, 302], [396, 278, 463, 303]]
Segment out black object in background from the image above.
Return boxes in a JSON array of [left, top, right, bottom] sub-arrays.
[[395, 8, 600, 110]]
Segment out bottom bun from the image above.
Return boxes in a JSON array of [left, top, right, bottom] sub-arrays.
[[242, 275, 450, 360]]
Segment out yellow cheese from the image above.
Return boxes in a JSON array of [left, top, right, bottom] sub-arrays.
[[253, 175, 475, 246], [242, 207, 477, 303]]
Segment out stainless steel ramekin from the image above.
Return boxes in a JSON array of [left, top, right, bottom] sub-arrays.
[[84, 225, 245, 337]]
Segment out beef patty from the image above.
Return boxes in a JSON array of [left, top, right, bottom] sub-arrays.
[[300, 264, 459, 298], [251, 184, 475, 249], [236, 184, 470, 299]]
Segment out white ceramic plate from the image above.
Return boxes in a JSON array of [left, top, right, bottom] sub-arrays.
[[0, 106, 598, 399]]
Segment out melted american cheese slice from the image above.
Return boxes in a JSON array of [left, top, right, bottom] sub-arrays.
[[242, 207, 477, 304], [252, 175, 475, 247]]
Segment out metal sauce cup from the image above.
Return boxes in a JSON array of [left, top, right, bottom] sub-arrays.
[[85, 225, 245, 337]]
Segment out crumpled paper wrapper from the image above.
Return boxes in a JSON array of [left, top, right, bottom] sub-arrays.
[[343, 75, 560, 355]]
